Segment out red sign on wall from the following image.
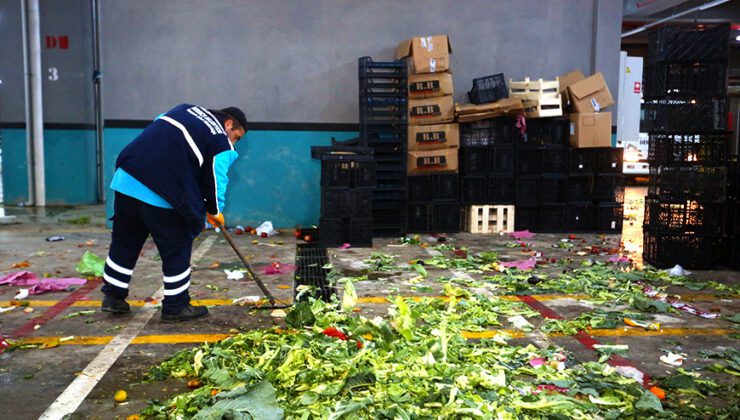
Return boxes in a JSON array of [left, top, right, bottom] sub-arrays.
[[46, 35, 69, 50], [633, 82, 641, 94]]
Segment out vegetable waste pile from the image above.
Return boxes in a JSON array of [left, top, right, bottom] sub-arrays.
[[140, 235, 738, 419]]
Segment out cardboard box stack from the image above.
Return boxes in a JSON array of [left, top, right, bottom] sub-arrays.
[[396, 35, 460, 233]]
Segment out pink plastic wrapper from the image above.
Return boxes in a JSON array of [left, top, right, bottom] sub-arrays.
[[0, 271, 87, 295], [529, 357, 546, 368], [501, 259, 536, 270], [642, 285, 719, 319], [608, 256, 631, 264], [259, 263, 297, 275], [509, 230, 536, 239]]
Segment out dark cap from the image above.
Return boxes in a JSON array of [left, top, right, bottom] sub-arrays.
[[219, 106, 248, 131]]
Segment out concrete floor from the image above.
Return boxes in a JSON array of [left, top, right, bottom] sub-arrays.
[[0, 188, 738, 419]]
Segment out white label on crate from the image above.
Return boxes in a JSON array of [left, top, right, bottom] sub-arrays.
[[429, 58, 436, 73], [570, 123, 575, 135], [611, 221, 616, 229], [591, 98, 601, 112]]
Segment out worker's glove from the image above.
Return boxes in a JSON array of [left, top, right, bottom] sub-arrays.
[[207, 212, 225, 228]]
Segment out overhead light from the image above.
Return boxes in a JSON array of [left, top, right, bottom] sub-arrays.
[[736, 34, 740, 42]]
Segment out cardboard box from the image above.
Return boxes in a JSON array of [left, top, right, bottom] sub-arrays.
[[408, 123, 459, 150], [395, 35, 452, 74], [557, 70, 586, 109], [568, 112, 612, 148], [407, 148, 459, 175], [567, 72, 614, 113], [408, 95, 455, 125], [408, 72, 454, 99]]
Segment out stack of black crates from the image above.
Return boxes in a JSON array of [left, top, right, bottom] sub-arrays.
[[642, 23, 732, 269], [315, 150, 376, 248], [460, 118, 516, 205], [407, 173, 460, 233], [358, 57, 408, 237], [726, 158, 739, 269], [511, 118, 624, 233], [513, 118, 571, 232], [567, 147, 625, 233]]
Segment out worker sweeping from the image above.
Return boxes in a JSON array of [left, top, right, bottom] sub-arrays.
[[101, 104, 247, 322]]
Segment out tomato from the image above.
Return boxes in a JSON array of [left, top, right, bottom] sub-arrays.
[[304, 235, 312, 242]]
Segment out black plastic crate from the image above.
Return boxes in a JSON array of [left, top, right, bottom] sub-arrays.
[[569, 149, 596, 175], [294, 244, 334, 302], [594, 203, 623, 234], [648, 165, 727, 203], [565, 203, 594, 232], [461, 146, 491, 175], [461, 176, 515, 205], [515, 176, 539, 206], [728, 200, 739, 235], [468, 73, 508, 104], [320, 155, 377, 188], [461, 176, 488, 204], [594, 148, 624, 174], [541, 147, 569, 174], [643, 198, 726, 235], [311, 143, 372, 160], [593, 174, 625, 203], [321, 188, 373, 219], [515, 149, 541, 175], [407, 202, 460, 233], [514, 206, 539, 231], [515, 118, 569, 148], [642, 230, 724, 270], [539, 205, 566, 233], [726, 235, 740, 270], [460, 118, 515, 147], [407, 173, 459, 203], [728, 157, 739, 201], [643, 62, 727, 99], [358, 56, 407, 77], [319, 218, 373, 248], [567, 175, 594, 202], [539, 175, 567, 204], [491, 146, 515, 174], [647, 132, 730, 167], [489, 176, 516, 204], [647, 23, 730, 64], [642, 99, 728, 133]]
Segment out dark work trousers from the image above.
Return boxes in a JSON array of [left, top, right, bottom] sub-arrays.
[[102, 192, 195, 314]]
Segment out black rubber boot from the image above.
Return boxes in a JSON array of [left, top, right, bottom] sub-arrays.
[[161, 304, 209, 323], [101, 295, 131, 314]]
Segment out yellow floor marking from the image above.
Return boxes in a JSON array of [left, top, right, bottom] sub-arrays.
[[567, 327, 735, 338], [15, 326, 734, 347], [3, 293, 735, 309]]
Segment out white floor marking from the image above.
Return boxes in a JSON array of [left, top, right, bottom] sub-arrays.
[[39, 234, 217, 419]]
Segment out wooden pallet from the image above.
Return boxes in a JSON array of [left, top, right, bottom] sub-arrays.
[[509, 77, 559, 100], [523, 96, 563, 118], [463, 205, 515, 234]]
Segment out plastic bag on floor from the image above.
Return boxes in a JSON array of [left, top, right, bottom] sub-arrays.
[[76, 250, 105, 277], [255, 221, 278, 237]]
